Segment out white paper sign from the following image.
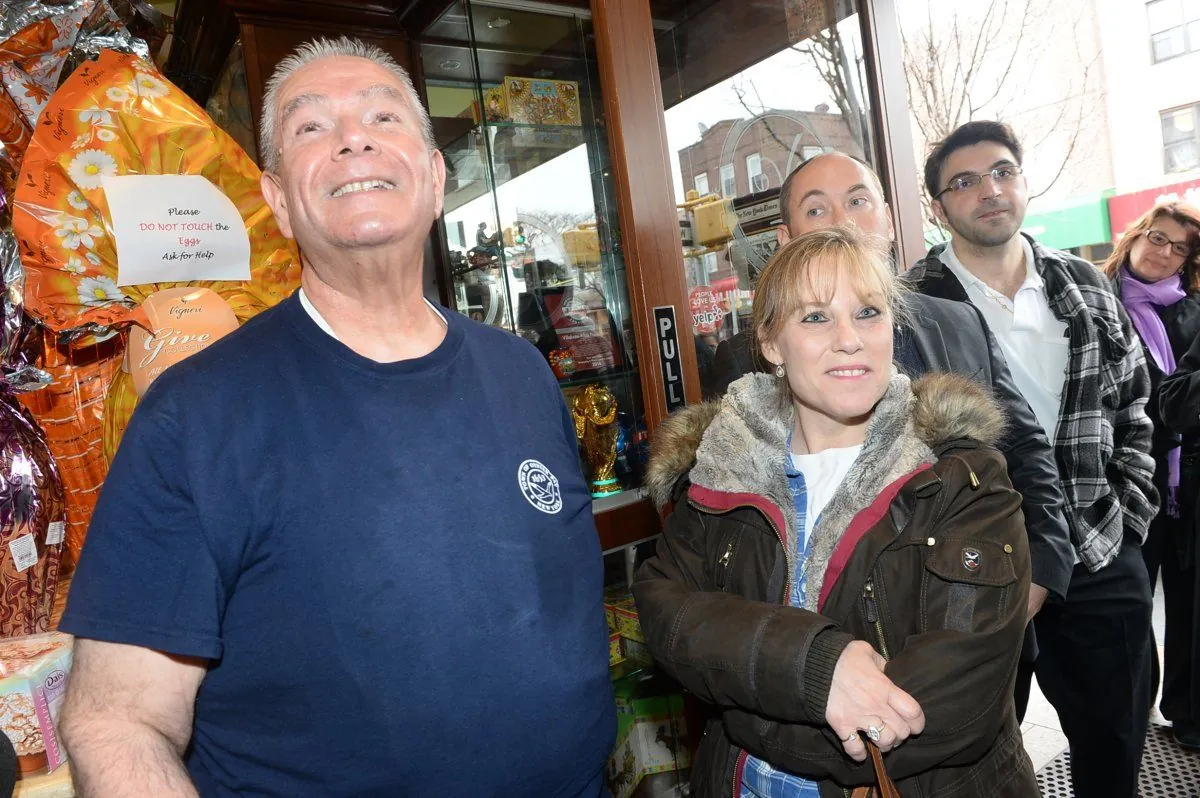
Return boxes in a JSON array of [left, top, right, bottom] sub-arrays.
[[46, 521, 65, 547], [102, 175, 252, 287]]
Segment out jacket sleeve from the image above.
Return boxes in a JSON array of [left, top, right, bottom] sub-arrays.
[[718, 447, 1030, 783], [973, 303, 1073, 600], [632, 497, 854, 725], [1108, 305, 1161, 542], [1160, 330, 1200, 434]]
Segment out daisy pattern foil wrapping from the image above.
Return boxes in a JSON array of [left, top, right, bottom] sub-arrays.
[[12, 49, 300, 335]]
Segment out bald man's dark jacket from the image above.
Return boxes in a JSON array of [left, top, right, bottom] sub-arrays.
[[710, 292, 1073, 598]]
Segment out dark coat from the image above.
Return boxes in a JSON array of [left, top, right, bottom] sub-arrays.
[[634, 372, 1036, 798], [710, 292, 1073, 599], [1158, 301, 1200, 535]]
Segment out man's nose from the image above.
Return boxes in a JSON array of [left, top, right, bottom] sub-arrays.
[[978, 173, 1002, 199], [334, 118, 378, 157]]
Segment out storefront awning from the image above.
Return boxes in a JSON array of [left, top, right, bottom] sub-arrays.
[[1020, 189, 1113, 251], [1108, 177, 1200, 240]]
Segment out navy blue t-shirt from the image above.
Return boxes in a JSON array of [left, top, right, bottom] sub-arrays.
[[61, 294, 615, 797]]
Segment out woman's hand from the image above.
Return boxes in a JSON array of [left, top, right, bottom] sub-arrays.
[[825, 640, 926, 761]]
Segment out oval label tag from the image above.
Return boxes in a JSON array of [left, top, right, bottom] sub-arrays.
[[128, 287, 239, 397]]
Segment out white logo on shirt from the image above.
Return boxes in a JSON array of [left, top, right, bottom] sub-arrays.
[[517, 459, 562, 514]]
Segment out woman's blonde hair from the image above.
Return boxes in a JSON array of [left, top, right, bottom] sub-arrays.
[[1102, 200, 1200, 292], [752, 225, 905, 350]]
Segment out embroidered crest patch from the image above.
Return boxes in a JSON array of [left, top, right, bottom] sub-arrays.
[[962, 547, 982, 572]]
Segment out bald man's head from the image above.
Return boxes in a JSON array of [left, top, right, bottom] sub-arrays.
[[777, 152, 893, 244]]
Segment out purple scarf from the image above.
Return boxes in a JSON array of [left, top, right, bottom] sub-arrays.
[[1122, 266, 1187, 516]]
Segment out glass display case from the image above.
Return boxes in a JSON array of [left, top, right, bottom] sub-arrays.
[[421, 2, 649, 520]]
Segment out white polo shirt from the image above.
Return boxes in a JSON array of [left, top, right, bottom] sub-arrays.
[[938, 239, 1069, 444]]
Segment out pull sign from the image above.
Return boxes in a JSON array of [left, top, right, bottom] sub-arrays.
[[653, 305, 686, 413]]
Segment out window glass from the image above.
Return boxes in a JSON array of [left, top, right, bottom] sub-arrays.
[[694, 172, 709, 194], [421, 1, 647, 500], [1149, 0, 1183, 33], [654, 0, 873, 399]]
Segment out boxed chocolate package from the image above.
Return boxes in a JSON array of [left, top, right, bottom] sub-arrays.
[[604, 592, 643, 643], [607, 672, 690, 798], [0, 632, 72, 775]]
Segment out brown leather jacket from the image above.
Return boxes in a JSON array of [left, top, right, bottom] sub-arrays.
[[633, 372, 1037, 798]]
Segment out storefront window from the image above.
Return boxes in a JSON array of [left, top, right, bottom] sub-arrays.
[[653, 0, 875, 398], [421, 2, 646, 504]]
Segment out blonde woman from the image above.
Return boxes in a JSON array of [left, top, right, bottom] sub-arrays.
[[634, 226, 1035, 797]]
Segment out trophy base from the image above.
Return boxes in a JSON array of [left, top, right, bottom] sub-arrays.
[[590, 478, 622, 498]]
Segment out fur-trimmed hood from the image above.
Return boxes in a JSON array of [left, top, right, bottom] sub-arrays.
[[645, 370, 1005, 612], [647, 370, 1004, 509]]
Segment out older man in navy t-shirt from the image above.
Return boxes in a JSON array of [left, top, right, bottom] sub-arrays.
[[57, 36, 614, 798]]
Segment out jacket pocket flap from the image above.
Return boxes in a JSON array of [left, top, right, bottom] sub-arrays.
[[925, 538, 1017, 586]]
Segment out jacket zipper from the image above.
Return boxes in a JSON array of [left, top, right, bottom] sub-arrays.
[[715, 539, 736, 589], [689, 498, 792, 604], [862, 580, 891, 661]]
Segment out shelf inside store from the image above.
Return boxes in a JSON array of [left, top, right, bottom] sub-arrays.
[[557, 368, 639, 390], [596, 489, 661, 552], [441, 121, 589, 214]]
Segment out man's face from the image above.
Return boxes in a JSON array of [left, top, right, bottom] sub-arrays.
[[260, 56, 445, 255], [778, 154, 894, 245], [931, 141, 1028, 249]]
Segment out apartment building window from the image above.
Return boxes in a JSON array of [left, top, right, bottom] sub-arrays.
[[694, 172, 709, 195], [746, 153, 768, 192], [720, 163, 736, 197], [802, 145, 826, 160], [1162, 104, 1200, 172], [1148, 0, 1200, 62]]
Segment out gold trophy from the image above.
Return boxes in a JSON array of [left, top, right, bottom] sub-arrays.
[[572, 384, 622, 498]]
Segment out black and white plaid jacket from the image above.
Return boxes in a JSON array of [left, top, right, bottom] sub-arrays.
[[905, 235, 1159, 571]]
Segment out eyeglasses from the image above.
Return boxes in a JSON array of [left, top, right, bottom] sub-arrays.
[[934, 165, 1024, 199], [1144, 228, 1192, 259]]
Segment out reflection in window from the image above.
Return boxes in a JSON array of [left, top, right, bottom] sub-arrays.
[[655, 0, 873, 398], [720, 164, 736, 197], [747, 153, 767, 192]]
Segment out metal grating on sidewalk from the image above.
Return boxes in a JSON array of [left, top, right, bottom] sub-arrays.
[[1036, 724, 1200, 797]]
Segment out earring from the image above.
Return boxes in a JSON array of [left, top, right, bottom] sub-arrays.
[[774, 363, 786, 378]]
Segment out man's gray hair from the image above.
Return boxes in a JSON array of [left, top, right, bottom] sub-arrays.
[[258, 36, 435, 173]]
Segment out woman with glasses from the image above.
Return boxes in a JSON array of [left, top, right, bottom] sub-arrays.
[[1103, 200, 1200, 750], [633, 226, 1036, 797]]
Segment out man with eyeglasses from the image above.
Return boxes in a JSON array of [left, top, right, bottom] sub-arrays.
[[906, 120, 1158, 797]]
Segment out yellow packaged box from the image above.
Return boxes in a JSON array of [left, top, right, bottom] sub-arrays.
[[0, 633, 73, 776], [504, 76, 582, 126], [609, 632, 625, 667], [605, 594, 644, 643]]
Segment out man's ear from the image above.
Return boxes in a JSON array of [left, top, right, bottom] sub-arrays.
[[883, 202, 896, 242], [430, 148, 447, 218], [776, 224, 791, 247], [261, 170, 293, 240], [930, 198, 947, 227]]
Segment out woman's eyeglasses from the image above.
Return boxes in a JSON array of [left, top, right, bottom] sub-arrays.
[[1144, 229, 1192, 259]]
